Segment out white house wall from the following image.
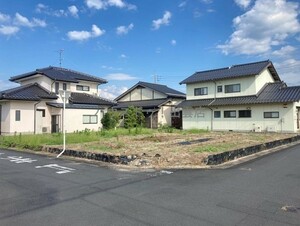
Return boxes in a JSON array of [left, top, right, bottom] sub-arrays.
[[118, 87, 167, 102], [64, 108, 105, 132], [182, 103, 297, 132], [186, 68, 275, 100], [69, 80, 98, 95], [19, 74, 52, 91]]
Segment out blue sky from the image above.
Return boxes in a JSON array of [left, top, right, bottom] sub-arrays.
[[0, 0, 300, 99]]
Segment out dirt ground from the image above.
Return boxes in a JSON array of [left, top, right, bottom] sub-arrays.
[[64, 131, 296, 169]]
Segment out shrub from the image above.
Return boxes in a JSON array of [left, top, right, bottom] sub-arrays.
[[101, 111, 120, 130], [124, 106, 145, 132]]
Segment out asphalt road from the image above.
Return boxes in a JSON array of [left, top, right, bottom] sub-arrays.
[[0, 144, 300, 226]]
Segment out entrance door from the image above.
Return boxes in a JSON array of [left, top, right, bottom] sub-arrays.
[[51, 115, 60, 133]]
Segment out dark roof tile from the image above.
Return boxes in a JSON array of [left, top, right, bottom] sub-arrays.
[[0, 83, 58, 101], [10, 66, 107, 84], [180, 60, 280, 84], [113, 98, 171, 110], [69, 92, 116, 106]]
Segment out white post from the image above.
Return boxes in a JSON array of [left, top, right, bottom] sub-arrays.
[[57, 90, 66, 158]]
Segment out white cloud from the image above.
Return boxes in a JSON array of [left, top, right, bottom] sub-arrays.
[[0, 12, 10, 23], [234, 0, 252, 9], [218, 0, 300, 55], [104, 73, 137, 81], [0, 80, 19, 91], [85, 0, 136, 10], [68, 5, 79, 17], [171, 39, 176, 46], [101, 65, 122, 70], [99, 85, 128, 99], [152, 11, 172, 30], [178, 1, 187, 8], [272, 45, 296, 57], [67, 24, 105, 41], [0, 25, 19, 35], [275, 59, 300, 85], [35, 3, 48, 13], [116, 23, 133, 35], [14, 13, 46, 28], [120, 54, 127, 58]]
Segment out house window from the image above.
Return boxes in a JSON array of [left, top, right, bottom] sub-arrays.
[[63, 83, 67, 91], [55, 82, 59, 94], [214, 111, 221, 118], [83, 115, 98, 124], [194, 87, 208, 96], [217, 86, 222, 92], [76, 85, 90, 91], [239, 110, 251, 118], [225, 84, 240, 93], [15, 110, 21, 121], [264, 112, 279, 118], [224, 110, 236, 118]]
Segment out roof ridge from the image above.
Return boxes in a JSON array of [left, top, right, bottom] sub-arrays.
[[231, 60, 270, 68], [195, 67, 229, 74], [72, 92, 116, 103], [48, 66, 107, 83]]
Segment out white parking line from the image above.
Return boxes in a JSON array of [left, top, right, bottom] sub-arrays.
[[0, 156, 37, 164], [35, 164, 75, 174]]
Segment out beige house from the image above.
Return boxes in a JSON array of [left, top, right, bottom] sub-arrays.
[[114, 81, 186, 128], [179, 60, 300, 133], [0, 66, 115, 135]]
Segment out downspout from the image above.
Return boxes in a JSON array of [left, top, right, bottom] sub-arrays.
[[33, 101, 41, 134]]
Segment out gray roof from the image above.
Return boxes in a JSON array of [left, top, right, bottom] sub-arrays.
[[0, 83, 58, 101], [180, 60, 280, 84], [115, 81, 186, 101], [113, 98, 171, 110], [10, 66, 107, 84], [69, 92, 116, 106], [46, 103, 106, 109], [178, 82, 300, 108]]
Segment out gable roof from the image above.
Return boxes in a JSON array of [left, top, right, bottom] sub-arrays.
[[179, 60, 280, 85], [178, 82, 300, 108], [113, 98, 172, 110], [10, 66, 107, 84], [0, 83, 58, 101], [69, 92, 116, 106], [115, 81, 186, 101]]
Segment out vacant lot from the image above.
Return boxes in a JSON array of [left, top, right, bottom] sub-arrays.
[[63, 131, 295, 168]]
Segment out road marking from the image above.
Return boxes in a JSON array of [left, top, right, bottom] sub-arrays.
[[0, 156, 37, 164], [35, 164, 75, 174]]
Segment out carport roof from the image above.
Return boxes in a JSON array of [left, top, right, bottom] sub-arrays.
[[113, 98, 171, 110]]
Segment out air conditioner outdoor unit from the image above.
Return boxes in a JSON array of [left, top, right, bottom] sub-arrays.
[[254, 126, 261, 132], [42, 127, 48, 133], [267, 125, 277, 132]]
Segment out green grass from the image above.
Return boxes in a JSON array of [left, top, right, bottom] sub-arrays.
[[193, 143, 237, 153], [0, 128, 154, 151]]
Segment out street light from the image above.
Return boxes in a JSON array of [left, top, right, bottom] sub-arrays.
[[57, 90, 71, 158]]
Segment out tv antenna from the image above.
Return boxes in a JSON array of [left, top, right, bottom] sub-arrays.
[[58, 49, 64, 67]]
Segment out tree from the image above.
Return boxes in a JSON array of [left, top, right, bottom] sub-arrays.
[[124, 106, 145, 131], [101, 111, 120, 130]]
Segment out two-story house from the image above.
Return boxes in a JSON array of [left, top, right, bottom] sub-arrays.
[[179, 60, 300, 133], [114, 81, 186, 128], [0, 66, 115, 135]]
